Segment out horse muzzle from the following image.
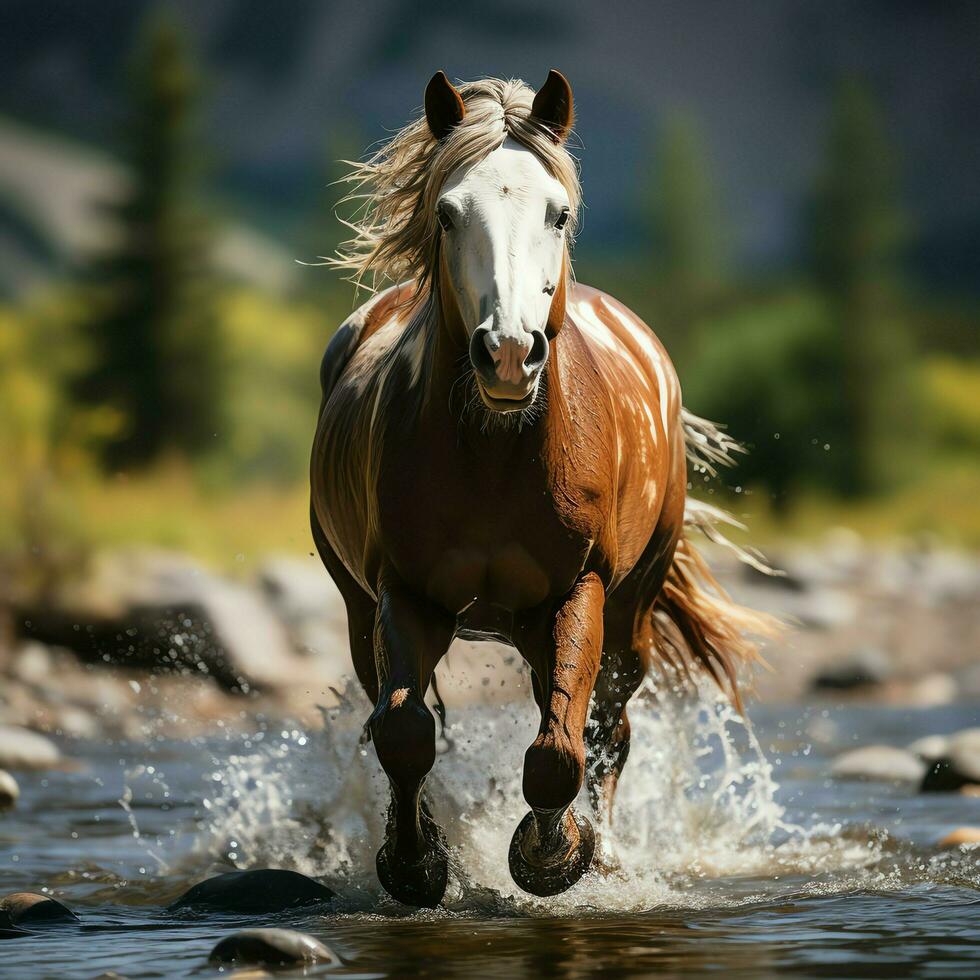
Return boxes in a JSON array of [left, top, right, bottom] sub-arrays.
[[469, 327, 548, 411]]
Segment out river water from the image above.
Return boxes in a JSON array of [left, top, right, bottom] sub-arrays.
[[2, 681, 980, 978]]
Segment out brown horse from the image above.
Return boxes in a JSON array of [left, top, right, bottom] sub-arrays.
[[310, 71, 772, 906]]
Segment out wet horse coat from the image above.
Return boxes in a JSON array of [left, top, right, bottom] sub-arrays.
[[314, 281, 683, 627], [311, 72, 769, 906]]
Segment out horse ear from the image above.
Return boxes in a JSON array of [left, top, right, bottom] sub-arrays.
[[425, 71, 466, 141], [531, 69, 574, 142]]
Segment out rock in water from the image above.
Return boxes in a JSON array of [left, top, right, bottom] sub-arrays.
[[830, 745, 926, 784], [920, 728, 980, 792], [0, 726, 61, 771], [811, 647, 892, 692], [0, 892, 79, 925], [0, 770, 19, 808], [209, 928, 336, 967], [906, 734, 950, 761], [15, 550, 304, 693], [939, 827, 980, 847], [922, 759, 965, 792], [258, 555, 347, 637], [169, 868, 335, 914], [257, 555, 349, 671]]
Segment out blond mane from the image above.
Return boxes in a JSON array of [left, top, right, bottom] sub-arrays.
[[327, 77, 581, 293]]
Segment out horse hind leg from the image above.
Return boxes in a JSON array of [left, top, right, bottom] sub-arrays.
[[510, 573, 604, 897], [369, 571, 454, 908], [585, 642, 645, 827]]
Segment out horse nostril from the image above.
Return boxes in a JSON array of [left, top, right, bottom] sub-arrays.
[[469, 327, 496, 378], [524, 330, 549, 372]]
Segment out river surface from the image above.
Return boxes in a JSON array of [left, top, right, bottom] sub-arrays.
[[2, 684, 980, 978]]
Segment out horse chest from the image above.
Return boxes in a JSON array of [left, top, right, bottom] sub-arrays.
[[378, 449, 593, 614]]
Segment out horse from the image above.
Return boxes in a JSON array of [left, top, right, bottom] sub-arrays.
[[310, 70, 773, 907]]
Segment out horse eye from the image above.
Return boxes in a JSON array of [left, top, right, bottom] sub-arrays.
[[554, 208, 570, 231], [437, 206, 454, 232]]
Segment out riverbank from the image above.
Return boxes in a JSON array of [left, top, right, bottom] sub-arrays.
[[2, 534, 978, 744]]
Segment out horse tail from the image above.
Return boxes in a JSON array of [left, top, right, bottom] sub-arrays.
[[650, 410, 782, 710]]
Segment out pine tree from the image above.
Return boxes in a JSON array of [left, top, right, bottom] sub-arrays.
[[647, 112, 726, 362], [809, 78, 913, 495], [76, 10, 221, 468]]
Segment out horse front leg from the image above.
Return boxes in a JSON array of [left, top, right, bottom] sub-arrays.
[[510, 572, 604, 896], [369, 573, 453, 907]]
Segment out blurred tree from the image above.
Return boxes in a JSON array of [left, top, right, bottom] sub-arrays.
[[684, 291, 845, 511], [75, 10, 222, 468], [301, 125, 363, 302], [646, 112, 727, 363], [808, 78, 914, 495]]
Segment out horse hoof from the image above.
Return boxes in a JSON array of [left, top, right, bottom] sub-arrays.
[[508, 809, 596, 897], [376, 842, 448, 908]]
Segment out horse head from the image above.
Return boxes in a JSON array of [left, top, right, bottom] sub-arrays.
[[426, 70, 575, 411]]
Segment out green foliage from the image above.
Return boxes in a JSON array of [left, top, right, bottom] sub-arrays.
[[683, 291, 846, 507], [300, 125, 365, 301], [810, 80, 906, 297], [74, 10, 222, 469], [646, 112, 727, 363], [0, 282, 340, 566], [806, 78, 916, 495]]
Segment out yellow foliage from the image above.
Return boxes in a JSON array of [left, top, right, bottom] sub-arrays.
[[921, 356, 980, 452]]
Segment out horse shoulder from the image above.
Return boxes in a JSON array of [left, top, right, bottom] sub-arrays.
[[318, 282, 419, 407], [567, 285, 682, 450], [563, 283, 685, 586]]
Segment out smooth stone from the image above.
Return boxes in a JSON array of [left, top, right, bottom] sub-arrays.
[[169, 868, 335, 914], [0, 892, 79, 925], [10, 641, 54, 685], [907, 734, 950, 761], [950, 727, 980, 769], [898, 672, 956, 708], [208, 928, 336, 967], [920, 728, 980, 792], [954, 663, 980, 699], [0, 726, 61, 771], [830, 745, 926, 784], [0, 770, 19, 808], [16, 549, 304, 693], [811, 647, 892, 692], [939, 827, 980, 847], [257, 555, 344, 628], [733, 580, 857, 630], [55, 705, 100, 741], [257, 555, 350, 672]]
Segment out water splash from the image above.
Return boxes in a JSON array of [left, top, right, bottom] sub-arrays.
[[118, 763, 174, 876], [182, 670, 897, 914]]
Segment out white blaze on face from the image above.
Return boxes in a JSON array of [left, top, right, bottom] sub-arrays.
[[438, 138, 569, 395]]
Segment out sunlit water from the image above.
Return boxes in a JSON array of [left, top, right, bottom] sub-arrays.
[[3, 676, 980, 978]]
